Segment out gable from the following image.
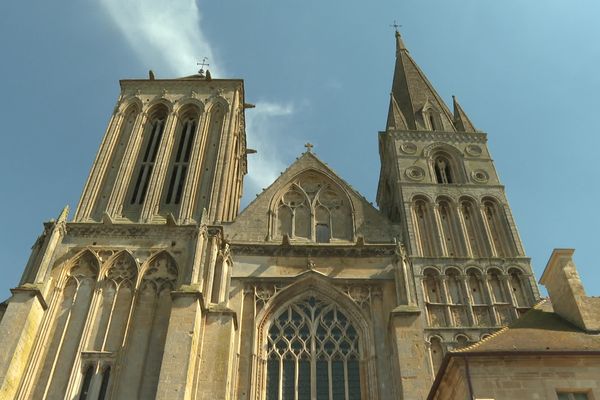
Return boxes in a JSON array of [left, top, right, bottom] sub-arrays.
[[226, 152, 400, 243]]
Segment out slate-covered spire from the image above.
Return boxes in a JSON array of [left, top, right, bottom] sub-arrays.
[[387, 30, 456, 132], [452, 95, 476, 132]]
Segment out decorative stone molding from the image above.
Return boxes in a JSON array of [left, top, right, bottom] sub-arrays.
[[391, 130, 487, 144], [400, 142, 418, 154], [66, 223, 198, 240], [230, 243, 396, 258], [405, 166, 426, 181], [471, 169, 489, 183], [465, 144, 483, 157]]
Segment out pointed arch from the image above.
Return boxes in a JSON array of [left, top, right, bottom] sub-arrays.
[[253, 273, 376, 400], [269, 168, 355, 242], [115, 251, 178, 399], [34, 250, 98, 399], [87, 251, 138, 353]]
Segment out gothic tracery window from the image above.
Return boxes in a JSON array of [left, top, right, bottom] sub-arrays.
[[275, 173, 353, 242], [266, 296, 361, 400]]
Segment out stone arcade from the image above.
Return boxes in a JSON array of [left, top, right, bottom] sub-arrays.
[[0, 31, 540, 399]]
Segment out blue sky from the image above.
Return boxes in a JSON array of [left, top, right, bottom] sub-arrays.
[[1, 0, 599, 300]]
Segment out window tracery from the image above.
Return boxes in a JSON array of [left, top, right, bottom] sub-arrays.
[[274, 172, 353, 242], [266, 296, 361, 400]]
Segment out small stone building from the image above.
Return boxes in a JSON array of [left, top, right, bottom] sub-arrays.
[[428, 249, 600, 400]]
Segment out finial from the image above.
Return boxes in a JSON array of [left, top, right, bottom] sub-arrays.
[[197, 57, 209, 77], [304, 142, 314, 153], [390, 20, 402, 34]]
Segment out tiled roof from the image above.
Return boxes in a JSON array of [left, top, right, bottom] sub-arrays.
[[456, 299, 600, 353]]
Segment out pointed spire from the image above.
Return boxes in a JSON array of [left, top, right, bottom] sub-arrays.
[[386, 30, 456, 132], [386, 93, 408, 130], [395, 30, 407, 52], [452, 95, 476, 132]]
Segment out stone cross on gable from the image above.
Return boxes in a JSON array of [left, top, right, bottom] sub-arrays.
[[304, 142, 314, 153]]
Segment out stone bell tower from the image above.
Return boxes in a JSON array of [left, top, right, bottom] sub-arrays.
[[0, 69, 249, 400], [74, 70, 248, 224], [376, 30, 540, 367]]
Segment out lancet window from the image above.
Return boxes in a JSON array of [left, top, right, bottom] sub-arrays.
[[274, 172, 353, 242], [164, 115, 197, 206], [428, 336, 444, 374], [266, 296, 361, 400], [488, 269, 507, 303], [460, 199, 488, 257], [482, 198, 516, 257], [437, 199, 465, 257], [130, 106, 168, 206], [509, 268, 529, 308], [413, 198, 437, 256]]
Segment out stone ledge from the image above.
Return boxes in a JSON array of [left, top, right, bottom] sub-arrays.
[[10, 284, 48, 310]]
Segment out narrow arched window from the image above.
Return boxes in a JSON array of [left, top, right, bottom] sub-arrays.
[[164, 118, 197, 206], [414, 199, 437, 256], [483, 199, 516, 257], [467, 270, 485, 305], [434, 156, 453, 184], [78, 365, 94, 400], [98, 366, 111, 400], [509, 269, 528, 307], [488, 270, 506, 303], [429, 337, 444, 373], [423, 270, 441, 303], [130, 112, 167, 205], [266, 296, 361, 400]]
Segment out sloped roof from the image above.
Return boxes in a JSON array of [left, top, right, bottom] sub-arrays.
[[227, 150, 399, 243], [456, 300, 600, 353]]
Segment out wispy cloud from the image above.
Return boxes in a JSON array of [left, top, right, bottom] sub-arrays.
[[243, 102, 295, 204], [99, 0, 217, 76], [98, 0, 296, 208]]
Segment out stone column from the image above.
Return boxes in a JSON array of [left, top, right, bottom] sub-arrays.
[[155, 290, 204, 400], [455, 203, 474, 258], [478, 204, 498, 257], [458, 274, 476, 326], [0, 287, 47, 399], [389, 309, 431, 399], [194, 308, 237, 400], [432, 204, 448, 256], [106, 111, 148, 218], [483, 275, 499, 326]]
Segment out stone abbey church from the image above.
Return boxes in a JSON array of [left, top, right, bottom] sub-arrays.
[[0, 31, 542, 400]]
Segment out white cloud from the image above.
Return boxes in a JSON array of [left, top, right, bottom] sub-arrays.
[[98, 0, 217, 76], [243, 102, 295, 205], [98, 0, 295, 209]]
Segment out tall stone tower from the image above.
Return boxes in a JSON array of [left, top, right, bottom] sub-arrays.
[[377, 30, 540, 367], [0, 70, 249, 399]]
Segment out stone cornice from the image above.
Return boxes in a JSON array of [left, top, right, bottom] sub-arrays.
[[230, 243, 396, 258], [66, 222, 199, 240], [386, 130, 487, 144]]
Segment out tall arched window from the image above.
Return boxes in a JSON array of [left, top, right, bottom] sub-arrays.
[[196, 104, 225, 217], [130, 107, 168, 206], [488, 269, 507, 303], [467, 269, 485, 305], [437, 199, 466, 256], [414, 198, 437, 256], [98, 366, 111, 400], [482, 199, 516, 257], [460, 199, 488, 257], [428, 337, 444, 374], [163, 116, 197, 207], [266, 296, 361, 400], [509, 268, 529, 308]]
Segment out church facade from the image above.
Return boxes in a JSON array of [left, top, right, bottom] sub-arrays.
[[0, 31, 539, 400]]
